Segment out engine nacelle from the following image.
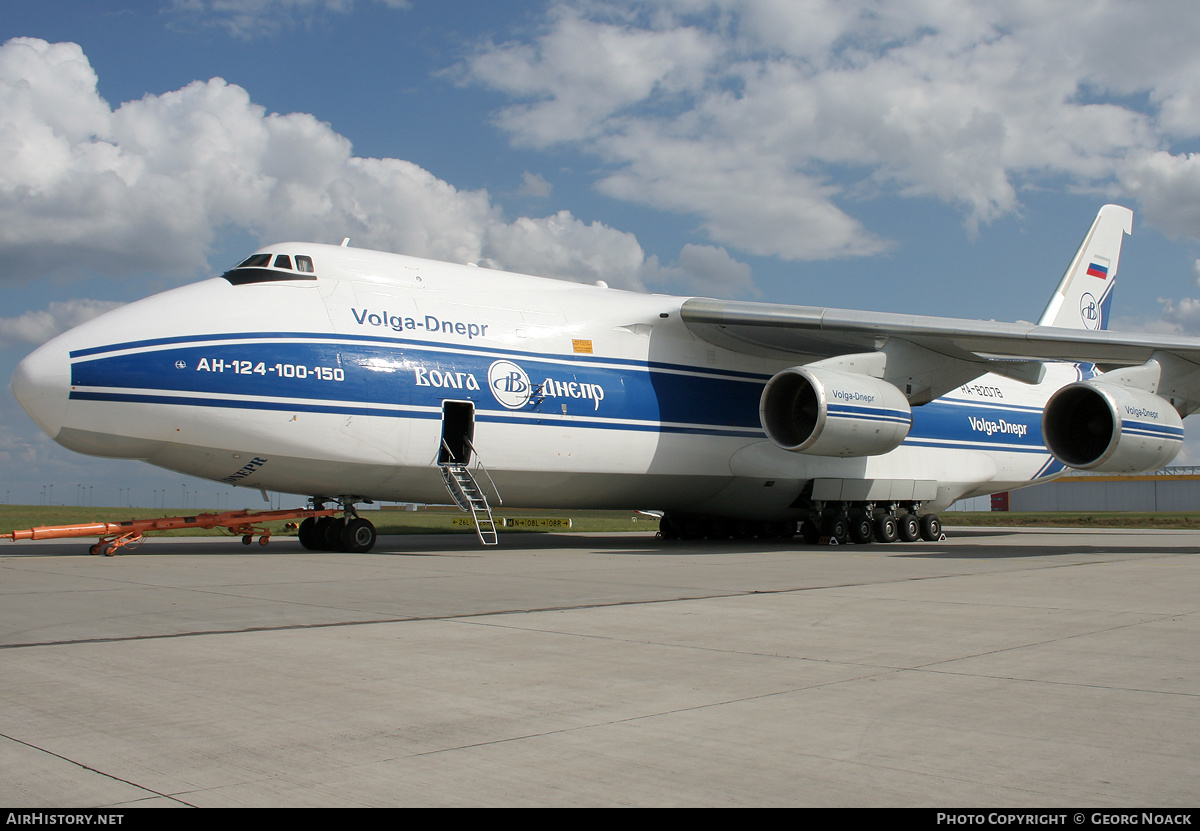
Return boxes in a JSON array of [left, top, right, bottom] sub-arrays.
[[759, 366, 912, 457], [1042, 380, 1184, 472]]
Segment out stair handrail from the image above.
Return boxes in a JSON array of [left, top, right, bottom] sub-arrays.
[[439, 438, 459, 466], [439, 469, 471, 511], [463, 436, 503, 507]]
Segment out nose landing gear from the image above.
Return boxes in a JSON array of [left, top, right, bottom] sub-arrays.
[[297, 498, 378, 553]]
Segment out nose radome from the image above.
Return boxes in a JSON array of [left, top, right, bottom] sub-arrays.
[[11, 338, 71, 441]]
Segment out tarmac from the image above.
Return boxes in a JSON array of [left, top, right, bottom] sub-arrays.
[[1, 526, 1197, 807]]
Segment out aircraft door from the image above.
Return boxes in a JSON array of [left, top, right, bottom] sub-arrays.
[[439, 400, 475, 465]]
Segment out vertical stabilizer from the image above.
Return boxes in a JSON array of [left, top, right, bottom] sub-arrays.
[[1037, 204, 1133, 331]]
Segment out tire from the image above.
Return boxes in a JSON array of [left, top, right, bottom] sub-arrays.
[[800, 519, 820, 545], [919, 513, 942, 541], [320, 517, 345, 551], [874, 514, 898, 543], [822, 515, 849, 545], [678, 516, 704, 540], [309, 517, 332, 550], [897, 513, 920, 542], [340, 517, 377, 553], [298, 517, 320, 550], [705, 518, 732, 540], [848, 511, 873, 544]]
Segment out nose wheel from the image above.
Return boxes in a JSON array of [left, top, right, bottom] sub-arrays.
[[297, 512, 377, 553], [340, 517, 378, 553]]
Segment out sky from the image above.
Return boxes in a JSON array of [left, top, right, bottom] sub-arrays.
[[5, 0, 1200, 509]]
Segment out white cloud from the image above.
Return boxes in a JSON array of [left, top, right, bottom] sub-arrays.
[[1158, 297, 1200, 335], [478, 211, 755, 295], [517, 171, 553, 198], [464, 5, 715, 147], [0, 416, 40, 476], [647, 243, 756, 297], [481, 210, 656, 290], [1119, 152, 1200, 242], [457, 1, 1200, 258], [167, 0, 410, 39], [0, 299, 125, 346], [0, 37, 731, 294]]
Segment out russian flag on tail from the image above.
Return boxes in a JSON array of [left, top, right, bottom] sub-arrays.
[[1086, 257, 1110, 279]]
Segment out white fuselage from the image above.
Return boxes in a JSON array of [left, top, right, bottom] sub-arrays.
[[14, 243, 1079, 517]]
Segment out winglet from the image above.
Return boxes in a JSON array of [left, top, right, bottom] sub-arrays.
[[1037, 204, 1133, 331]]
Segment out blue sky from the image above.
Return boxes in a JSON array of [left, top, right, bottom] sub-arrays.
[[5, 0, 1200, 508]]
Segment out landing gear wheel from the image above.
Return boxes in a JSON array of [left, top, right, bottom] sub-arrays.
[[874, 514, 899, 543], [310, 517, 334, 551], [897, 513, 920, 543], [848, 511, 873, 544], [822, 515, 849, 545], [322, 517, 346, 550], [298, 517, 320, 550], [678, 516, 704, 540], [919, 513, 942, 541], [800, 519, 820, 545], [340, 518, 377, 553]]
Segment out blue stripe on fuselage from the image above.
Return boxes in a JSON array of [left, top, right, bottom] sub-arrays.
[[903, 396, 1044, 452], [67, 330, 770, 381], [68, 338, 767, 432], [68, 334, 1061, 455]]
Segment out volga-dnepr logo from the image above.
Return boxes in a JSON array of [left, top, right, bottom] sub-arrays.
[[488, 360, 531, 409], [1080, 292, 1100, 330]]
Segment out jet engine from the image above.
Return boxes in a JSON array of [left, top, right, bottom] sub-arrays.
[[759, 366, 912, 457], [1042, 380, 1183, 472]]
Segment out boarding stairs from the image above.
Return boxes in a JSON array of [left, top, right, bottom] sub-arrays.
[[439, 438, 501, 546]]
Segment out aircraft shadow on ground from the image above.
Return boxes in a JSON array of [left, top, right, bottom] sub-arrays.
[[8, 529, 1197, 560]]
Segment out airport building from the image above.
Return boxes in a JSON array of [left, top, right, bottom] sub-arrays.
[[994, 467, 1200, 512]]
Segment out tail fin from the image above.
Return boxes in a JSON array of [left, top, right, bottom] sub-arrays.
[[1037, 204, 1133, 331]]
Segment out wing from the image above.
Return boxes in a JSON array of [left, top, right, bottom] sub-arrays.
[[680, 296, 1200, 476], [679, 296, 1200, 366], [680, 205, 1200, 416]]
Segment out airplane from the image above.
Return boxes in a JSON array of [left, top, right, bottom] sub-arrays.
[[11, 204, 1200, 553]]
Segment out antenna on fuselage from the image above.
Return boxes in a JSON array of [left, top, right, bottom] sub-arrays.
[[340, 238, 350, 247]]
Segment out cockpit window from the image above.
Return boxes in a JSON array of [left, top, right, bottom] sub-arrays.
[[223, 251, 318, 285]]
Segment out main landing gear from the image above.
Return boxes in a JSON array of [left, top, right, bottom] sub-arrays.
[[657, 513, 796, 541], [657, 503, 943, 546], [297, 498, 378, 553], [798, 503, 942, 546]]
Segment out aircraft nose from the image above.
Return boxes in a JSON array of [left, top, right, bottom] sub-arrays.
[[12, 338, 71, 441]]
